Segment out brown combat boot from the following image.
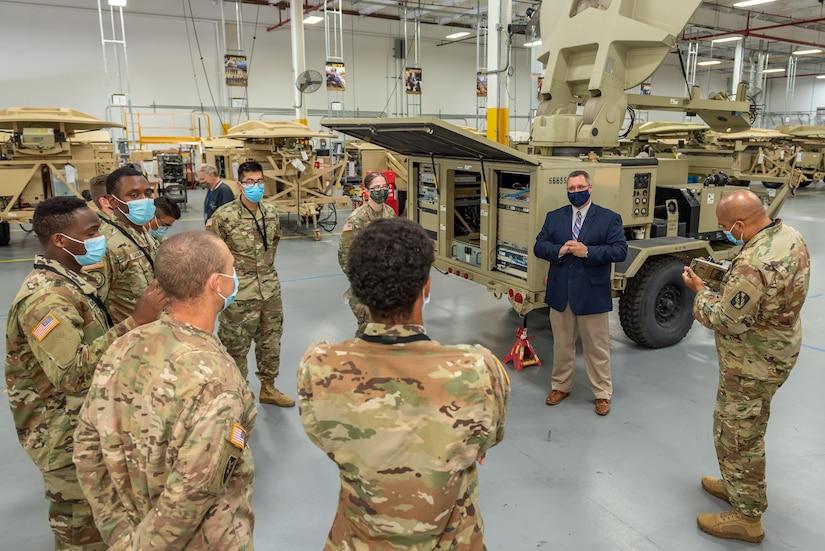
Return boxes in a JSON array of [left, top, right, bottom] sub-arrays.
[[701, 476, 730, 503], [259, 379, 295, 408], [697, 509, 764, 543]]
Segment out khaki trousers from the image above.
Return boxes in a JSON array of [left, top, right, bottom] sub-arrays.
[[549, 305, 612, 400]]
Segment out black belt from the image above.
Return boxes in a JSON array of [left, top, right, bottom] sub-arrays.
[[359, 333, 431, 344]]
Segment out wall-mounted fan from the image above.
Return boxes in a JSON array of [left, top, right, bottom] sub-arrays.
[[296, 70, 323, 94]]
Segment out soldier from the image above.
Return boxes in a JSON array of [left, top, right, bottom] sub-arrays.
[[199, 162, 235, 224], [86, 173, 113, 218], [5, 197, 165, 551], [299, 218, 510, 550], [147, 196, 181, 240], [207, 160, 294, 407], [73, 231, 256, 550], [337, 171, 396, 337], [88, 166, 159, 323], [682, 190, 810, 543]]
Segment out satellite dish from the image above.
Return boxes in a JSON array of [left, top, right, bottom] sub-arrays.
[[296, 70, 323, 94]]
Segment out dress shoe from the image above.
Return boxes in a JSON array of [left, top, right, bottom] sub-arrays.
[[697, 509, 764, 543], [701, 476, 730, 503], [595, 398, 611, 416], [260, 379, 296, 407], [545, 390, 570, 405]]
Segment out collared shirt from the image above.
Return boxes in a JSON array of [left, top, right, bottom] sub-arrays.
[[5, 256, 138, 472], [298, 322, 510, 550], [571, 201, 592, 236]]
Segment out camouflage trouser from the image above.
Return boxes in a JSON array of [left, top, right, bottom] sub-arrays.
[[714, 367, 790, 517], [42, 465, 106, 551], [218, 293, 283, 381], [345, 286, 370, 338]]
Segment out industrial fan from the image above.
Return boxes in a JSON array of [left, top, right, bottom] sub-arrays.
[[296, 70, 323, 94]]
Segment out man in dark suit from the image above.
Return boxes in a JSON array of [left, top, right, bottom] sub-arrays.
[[534, 170, 628, 415]]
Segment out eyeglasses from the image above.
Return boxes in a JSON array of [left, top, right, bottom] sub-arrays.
[[369, 186, 390, 192], [240, 179, 266, 187], [567, 185, 589, 192]]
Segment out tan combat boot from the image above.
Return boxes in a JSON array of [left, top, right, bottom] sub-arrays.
[[259, 379, 295, 408], [701, 476, 730, 503], [697, 509, 764, 543]]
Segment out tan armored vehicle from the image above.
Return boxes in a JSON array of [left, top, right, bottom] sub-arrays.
[[775, 125, 825, 187], [203, 120, 350, 240], [0, 107, 121, 245], [324, 0, 799, 348]]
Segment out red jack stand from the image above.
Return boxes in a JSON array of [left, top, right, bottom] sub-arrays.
[[503, 318, 542, 371]]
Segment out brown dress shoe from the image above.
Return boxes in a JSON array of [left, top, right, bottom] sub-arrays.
[[545, 390, 570, 405], [595, 398, 611, 416]]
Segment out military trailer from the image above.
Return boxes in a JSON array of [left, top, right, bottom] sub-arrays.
[[0, 107, 121, 245], [323, 0, 800, 349]]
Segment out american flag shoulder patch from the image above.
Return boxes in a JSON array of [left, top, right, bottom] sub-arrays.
[[230, 423, 247, 449], [205, 218, 213, 227], [32, 313, 60, 342], [342, 222, 353, 232]]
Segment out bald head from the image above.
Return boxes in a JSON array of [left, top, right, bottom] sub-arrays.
[[716, 190, 772, 244]]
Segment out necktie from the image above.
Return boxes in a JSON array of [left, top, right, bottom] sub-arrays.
[[573, 210, 582, 240]]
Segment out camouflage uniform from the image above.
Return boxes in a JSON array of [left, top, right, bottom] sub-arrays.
[[87, 217, 158, 324], [207, 198, 283, 381], [73, 313, 257, 550], [5, 255, 138, 550], [337, 204, 396, 337], [298, 323, 510, 550], [693, 220, 809, 517]]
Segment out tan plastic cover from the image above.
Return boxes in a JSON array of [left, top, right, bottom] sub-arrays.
[[0, 107, 123, 132], [225, 120, 334, 139]]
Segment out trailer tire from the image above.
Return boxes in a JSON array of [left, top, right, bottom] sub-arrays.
[[798, 180, 812, 188], [763, 182, 782, 189], [619, 255, 696, 348], [0, 222, 10, 246]]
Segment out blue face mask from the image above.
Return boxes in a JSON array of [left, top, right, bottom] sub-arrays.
[[723, 222, 745, 246], [568, 189, 590, 208], [149, 226, 169, 239], [113, 196, 156, 225], [242, 184, 265, 203], [216, 269, 239, 311], [60, 234, 107, 266]]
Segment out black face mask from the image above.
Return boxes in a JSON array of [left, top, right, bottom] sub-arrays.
[[370, 189, 389, 204], [568, 189, 590, 208]]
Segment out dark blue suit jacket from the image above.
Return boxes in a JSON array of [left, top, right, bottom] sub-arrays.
[[533, 203, 628, 315]]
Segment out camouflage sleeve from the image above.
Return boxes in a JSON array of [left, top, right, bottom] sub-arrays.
[[693, 262, 765, 336], [337, 219, 357, 273], [477, 347, 510, 454], [19, 293, 139, 395], [297, 342, 329, 450], [205, 211, 223, 238], [73, 403, 133, 547], [131, 389, 252, 548]]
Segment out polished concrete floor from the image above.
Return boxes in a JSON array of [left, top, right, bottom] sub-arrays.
[[1, 187, 823, 550]]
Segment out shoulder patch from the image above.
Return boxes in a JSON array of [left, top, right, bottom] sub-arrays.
[[730, 290, 750, 310], [32, 313, 60, 341], [205, 218, 213, 227], [494, 358, 511, 386], [82, 260, 104, 271], [230, 423, 247, 449], [342, 222, 353, 232], [222, 455, 239, 487]]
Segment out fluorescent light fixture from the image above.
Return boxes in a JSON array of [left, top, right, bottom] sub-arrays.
[[303, 15, 323, 24], [108, 0, 126, 6], [523, 39, 543, 48], [711, 36, 743, 43], [697, 60, 722, 66], [816, 75, 825, 79], [762, 68, 785, 73], [793, 49, 823, 55], [446, 31, 470, 40], [733, 0, 775, 7]]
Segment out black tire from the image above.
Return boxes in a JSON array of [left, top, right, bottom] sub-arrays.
[[619, 255, 696, 348], [798, 180, 812, 188], [0, 222, 10, 246], [763, 182, 782, 189]]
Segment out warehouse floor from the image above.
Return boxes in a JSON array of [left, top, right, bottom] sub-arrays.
[[1, 186, 823, 550]]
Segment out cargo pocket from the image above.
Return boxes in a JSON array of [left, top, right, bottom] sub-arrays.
[[715, 397, 763, 452]]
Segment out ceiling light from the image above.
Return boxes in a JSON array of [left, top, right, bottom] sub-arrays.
[[733, 0, 775, 7], [303, 15, 323, 24], [446, 31, 470, 40], [711, 36, 743, 43], [523, 39, 543, 48], [108, 0, 126, 6], [697, 60, 722, 66], [762, 68, 785, 73], [816, 75, 825, 79], [792, 49, 823, 55]]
